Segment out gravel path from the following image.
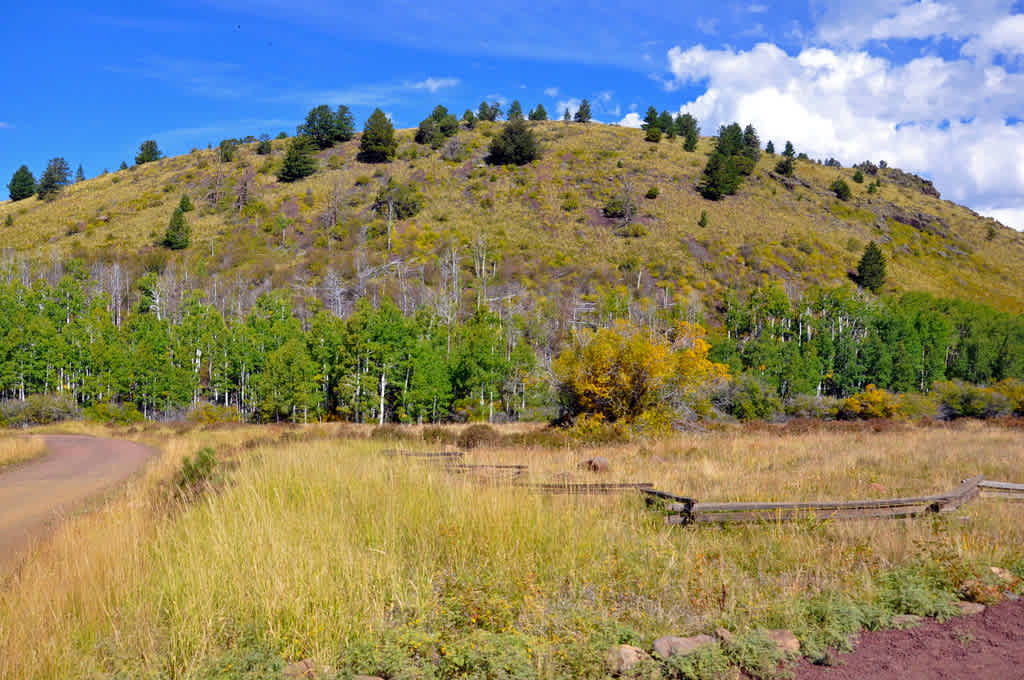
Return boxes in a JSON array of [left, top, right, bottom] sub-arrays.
[[0, 434, 155, 578]]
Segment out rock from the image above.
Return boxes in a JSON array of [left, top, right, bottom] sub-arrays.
[[956, 601, 986, 616], [283, 658, 316, 679], [891, 614, 924, 628], [652, 634, 715, 659], [606, 644, 647, 675], [990, 566, 1018, 585], [714, 627, 735, 644], [1005, 592, 1021, 601], [579, 456, 610, 473], [765, 629, 801, 654]]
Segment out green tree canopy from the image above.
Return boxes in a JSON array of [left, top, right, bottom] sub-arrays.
[[528, 104, 548, 121], [7, 165, 35, 201], [37, 158, 71, 200], [857, 242, 887, 293], [641, 106, 659, 130], [507, 100, 524, 121], [676, 113, 699, 151], [658, 111, 676, 138], [462, 109, 477, 128], [830, 178, 852, 200], [256, 134, 273, 155], [574, 99, 592, 123], [477, 101, 502, 122], [298, 105, 339, 149], [487, 118, 541, 165], [164, 207, 190, 250], [277, 136, 318, 182], [75, 164, 85, 183], [178, 194, 194, 212], [335, 105, 355, 141], [135, 140, 162, 165], [359, 108, 397, 163], [765, 140, 775, 154]]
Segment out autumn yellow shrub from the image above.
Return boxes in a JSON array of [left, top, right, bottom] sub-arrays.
[[839, 384, 904, 419]]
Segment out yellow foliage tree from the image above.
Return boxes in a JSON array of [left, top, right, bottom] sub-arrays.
[[553, 320, 728, 423]]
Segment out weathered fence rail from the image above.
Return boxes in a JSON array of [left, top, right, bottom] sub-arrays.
[[644, 475, 1024, 526]]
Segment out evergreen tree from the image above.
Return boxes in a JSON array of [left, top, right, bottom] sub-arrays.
[[358, 108, 397, 163], [528, 104, 548, 121], [4, 213, 12, 227], [716, 123, 745, 157], [742, 124, 761, 162], [658, 111, 676, 138], [857, 242, 887, 293], [507, 100, 524, 121], [256, 134, 273, 155], [135, 140, 162, 165], [775, 140, 796, 176], [699, 151, 740, 200], [645, 123, 662, 143], [477, 101, 501, 122], [574, 99, 592, 123], [765, 140, 775, 154], [462, 109, 477, 128], [218, 139, 237, 162], [641, 106, 659, 130], [783, 141, 795, 157], [676, 113, 699, 151], [830, 178, 852, 200], [277, 136, 318, 182], [178, 194, 194, 212], [298, 105, 340, 149], [335, 105, 355, 141], [7, 165, 36, 201], [563, 108, 571, 121], [164, 207, 190, 250], [487, 118, 541, 165], [119, 160, 128, 171], [75, 164, 85, 183], [853, 169, 864, 183], [37, 157, 71, 200]]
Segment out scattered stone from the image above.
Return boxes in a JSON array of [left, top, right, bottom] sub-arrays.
[[283, 658, 317, 679], [714, 627, 735, 644], [606, 644, 647, 675], [765, 629, 801, 654], [956, 601, 986, 616], [891, 614, 924, 628], [990, 567, 1018, 585], [652, 634, 716, 659], [1005, 592, 1021, 602], [579, 456, 610, 473]]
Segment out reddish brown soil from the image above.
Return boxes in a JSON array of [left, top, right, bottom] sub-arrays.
[[793, 598, 1024, 680], [0, 435, 155, 578]]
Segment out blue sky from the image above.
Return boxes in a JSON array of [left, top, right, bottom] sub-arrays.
[[3, 1, 1023, 228]]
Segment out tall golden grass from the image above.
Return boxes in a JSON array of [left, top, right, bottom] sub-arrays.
[[0, 422, 1021, 679], [0, 434, 46, 467]]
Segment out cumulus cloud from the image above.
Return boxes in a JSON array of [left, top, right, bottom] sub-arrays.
[[544, 87, 559, 97], [813, 0, 1015, 47], [411, 77, 459, 93], [665, 41, 1024, 229], [618, 112, 644, 128], [556, 98, 581, 117]]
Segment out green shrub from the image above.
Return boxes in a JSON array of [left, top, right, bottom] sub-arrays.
[[830, 178, 852, 200], [186, 402, 242, 424], [0, 393, 81, 426], [645, 186, 659, 199], [714, 375, 781, 421], [176, 447, 218, 492], [932, 381, 1012, 419], [84, 401, 145, 425], [722, 631, 790, 679]]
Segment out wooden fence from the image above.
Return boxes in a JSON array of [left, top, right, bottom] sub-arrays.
[[643, 476, 1024, 526]]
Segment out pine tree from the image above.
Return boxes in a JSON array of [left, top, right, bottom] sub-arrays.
[[256, 134, 273, 155], [641, 106, 659, 130], [699, 151, 740, 200], [574, 99, 591, 123], [4, 214, 13, 227], [298, 105, 340, 149], [75, 164, 85, 183], [645, 124, 662, 143], [335, 105, 355, 141], [462, 109, 477, 128], [830, 178, 852, 200], [135, 140, 162, 165], [528, 104, 548, 121], [857, 242, 886, 293], [658, 111, 676, 138], [164, 207, 191, 250], [775, 140, 796, 176], [359, 108, 397, 163], [37, 157, 71, 200], [487, 118, 541, 165], [178, 194, 194, 212], [7, 165, 36, 201], [507, 100, 524, 121], [765, 140, 775, 155], [477, 101, 501, 122], [278, 136, 318, 181], [676, 113, 699, 151], [742, 124, 761, 162], [119, 161, 128, 171], [563, 108, 571, 121]]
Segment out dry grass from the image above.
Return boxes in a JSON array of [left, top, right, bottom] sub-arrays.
[[0, 422, 1021, 679], [0, 434, 47, 468]]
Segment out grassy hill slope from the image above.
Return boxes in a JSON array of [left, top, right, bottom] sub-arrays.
[[3, 121, 1023, 319]]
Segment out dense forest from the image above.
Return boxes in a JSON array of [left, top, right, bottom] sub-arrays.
[[0, 262, 1021, 425]]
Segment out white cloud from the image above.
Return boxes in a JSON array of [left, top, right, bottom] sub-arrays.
[[814, 1, 1015, 48], [747, 3, 768, 12], [696, 17, 718, 35], [544, 87, 559, 97], [618, 112, 644, 128], [411, 77, 459, 93], [556, 98, 581, 118], [666, 41, 1024, 229], [981, 207, 1024, 231], [962, 14, 1024, 62], [0, 122, 11, 129], [485, 93, 508, 106]]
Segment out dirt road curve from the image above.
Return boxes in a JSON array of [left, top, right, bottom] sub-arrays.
[[793, 597, 1024, 680], [0, 435, 155, 577]]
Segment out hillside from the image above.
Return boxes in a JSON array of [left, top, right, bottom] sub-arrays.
[[3, 120, 1023, 323]]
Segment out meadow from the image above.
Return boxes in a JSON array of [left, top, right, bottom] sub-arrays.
[[0, 420, 1022, 679]]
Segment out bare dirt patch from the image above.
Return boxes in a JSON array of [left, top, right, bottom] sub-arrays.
[[0, 435, 155, 578], [793, 598, 1024, 680]]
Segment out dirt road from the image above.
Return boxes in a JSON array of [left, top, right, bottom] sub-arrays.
[[0, 435, 155, 578]]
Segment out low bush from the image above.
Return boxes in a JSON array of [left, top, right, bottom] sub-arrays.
[[176, 446, 218, 494], [713, 375, 781, 422], [0, 393, 81, 426], [933, 380, 1012, 419], [456, 423, 499, 449], [84, 401, 145, 425], [370, 424, 419, 441], [838, 385, 903, 419]]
